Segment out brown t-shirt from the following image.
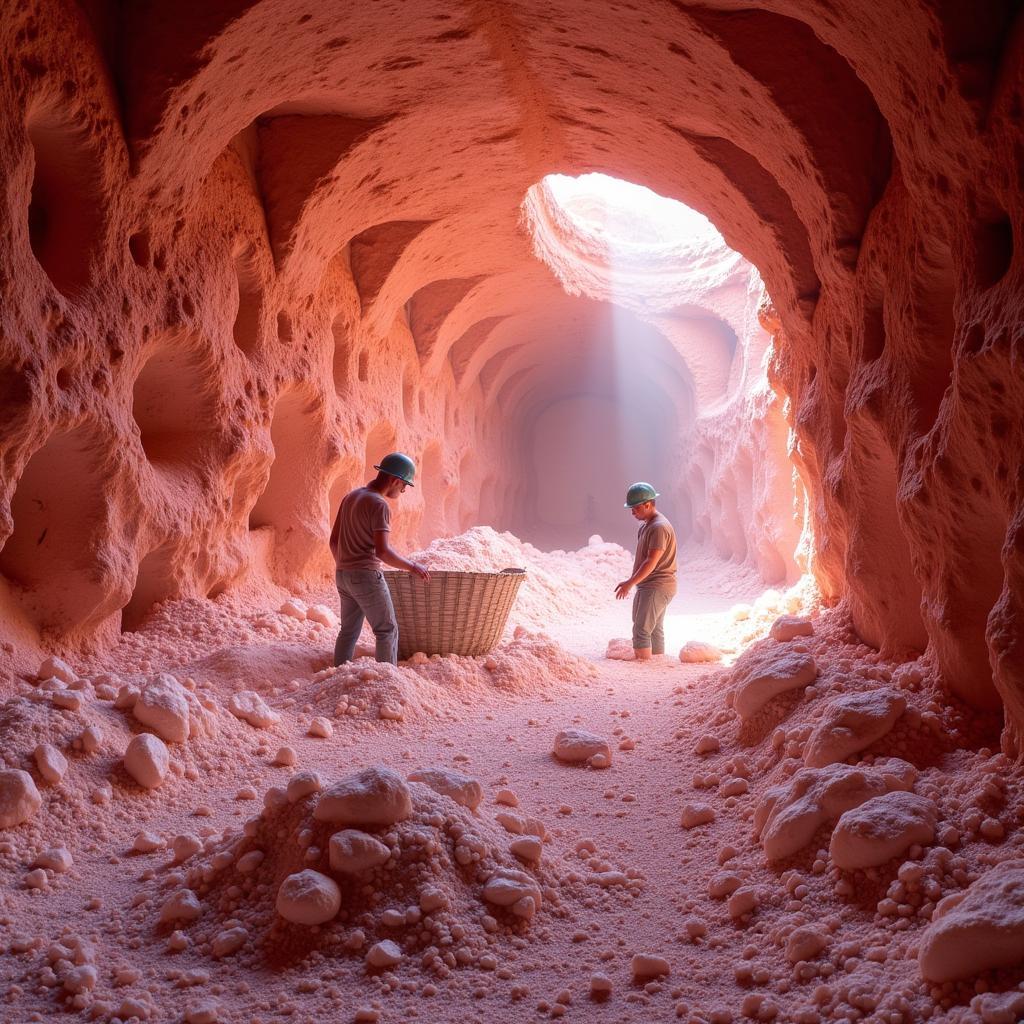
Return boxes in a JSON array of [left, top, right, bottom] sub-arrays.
[[633, 512, 677, 592], [329, 487, 391, 570]]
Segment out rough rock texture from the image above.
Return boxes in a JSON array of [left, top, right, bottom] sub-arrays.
[[0, 1, 1022, 747], [753, 758, 917, 862], [729, 644, 818, 722], [803, 687, 907, 767], [829, 790, 937, 869], [919, 862, 1024, 983]]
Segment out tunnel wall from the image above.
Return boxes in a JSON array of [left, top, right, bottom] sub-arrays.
[[1, 1, 1023, 750]]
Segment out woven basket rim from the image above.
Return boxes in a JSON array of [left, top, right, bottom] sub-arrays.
[[382, 568, 527, 577]]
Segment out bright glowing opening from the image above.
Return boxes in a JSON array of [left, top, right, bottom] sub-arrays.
[[544, 172, 725, 251]]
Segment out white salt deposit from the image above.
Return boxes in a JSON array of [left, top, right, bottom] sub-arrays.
[[227, 690, 279, 728], [679, 640, 723, 663], [768, 615, 814, 642]]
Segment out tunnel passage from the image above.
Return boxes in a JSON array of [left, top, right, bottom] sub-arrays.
[[0, 0, 1021, 746]]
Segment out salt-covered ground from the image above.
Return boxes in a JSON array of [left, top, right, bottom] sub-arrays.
[[1, 528, 1022, 1024]]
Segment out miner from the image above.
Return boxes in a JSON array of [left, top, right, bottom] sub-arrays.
[[614, 482, 678, 660], [329, 452, 429, 665]]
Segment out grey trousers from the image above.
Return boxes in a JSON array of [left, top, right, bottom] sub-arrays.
[[632, 586, 675, 654], [334, 569, 398, 665]]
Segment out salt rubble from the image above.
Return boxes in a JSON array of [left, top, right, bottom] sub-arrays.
[[407, 767, 484, 810], [803, 688, 906, 767], [679, 640, 723, 663], [754, 758, 917, 861], [919, 861, 1024, 982], [0, 769, 42, 828], [728, 642, 818, 722], [829, 790, 937, 869], [552, 728, 612, 768], [123, 733, 170, 789]]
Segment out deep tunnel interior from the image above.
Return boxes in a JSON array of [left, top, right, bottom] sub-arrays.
[[2, 1, 1024, 1018]]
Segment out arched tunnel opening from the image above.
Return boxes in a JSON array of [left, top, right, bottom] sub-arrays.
[[0, 3, 1022, 1020]]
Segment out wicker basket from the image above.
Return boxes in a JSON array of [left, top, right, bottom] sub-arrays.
[[383, 568, 527, 660]]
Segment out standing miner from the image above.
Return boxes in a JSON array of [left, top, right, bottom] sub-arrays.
[[330, 452, 429, 665], [614, 482, 677, 660]]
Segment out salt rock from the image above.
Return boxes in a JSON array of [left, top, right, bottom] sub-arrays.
[[286, 771, 323, 803], [133, 831, 164, 853], [160, 888, 202, 923], [679, 641, 723, 663], [276, 869, 341, 925], [769, 616, 815, 642], [803, 688, 906, 768], [134, 674, 214, 743], [307, 604, 336, 627], [830, 791, 936, 870], [314, 766, 412, 826], [124, 733, 170, 789], [553, 728, 612, 766], [185, 1001, 221, 1024], [510, 836, 543, 863], [38, 656, 76, 684], [34, 846, 73, 872], [919, 862, 1024, 982], [754, 759, 917, 862], [483, 867, 543, 919], [695, 735, 721, 755], [34, 742, 67, 784], [228, 691, 280, 729], [273, 745, 297, 766], [408, 767, 483, 810], [786, 925, 830, 963], [366, 939, 403, 968], [970, 991, 1024, 1024], [730, 647, 818, 722], [24, 867, 48, 889], [631, 954, 670, 980], [681, 803, 716, 829], [728, 887, 758, 918], [211, 926, 247, 958], [0, 770, 42, 828], [605, 638, 635, 661], [172, 833, 203, 863], [308, 716, 333, 738], [236, 850, 264, 873], [279, 599, 307, 620], [329, 829, 391, 873]]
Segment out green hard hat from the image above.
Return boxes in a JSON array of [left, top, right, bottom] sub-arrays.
[[374, 451, 416, 486], [624, 481, 659, 508]]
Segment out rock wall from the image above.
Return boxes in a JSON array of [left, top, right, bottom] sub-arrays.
[[0, 0, 1023, 747]]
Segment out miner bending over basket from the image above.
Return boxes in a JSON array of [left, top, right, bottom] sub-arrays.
[[330, 452, 430, 666], [615, 482, 677, 660]]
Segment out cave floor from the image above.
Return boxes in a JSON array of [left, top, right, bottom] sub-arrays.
[[0, 537, 1019, 1024]]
